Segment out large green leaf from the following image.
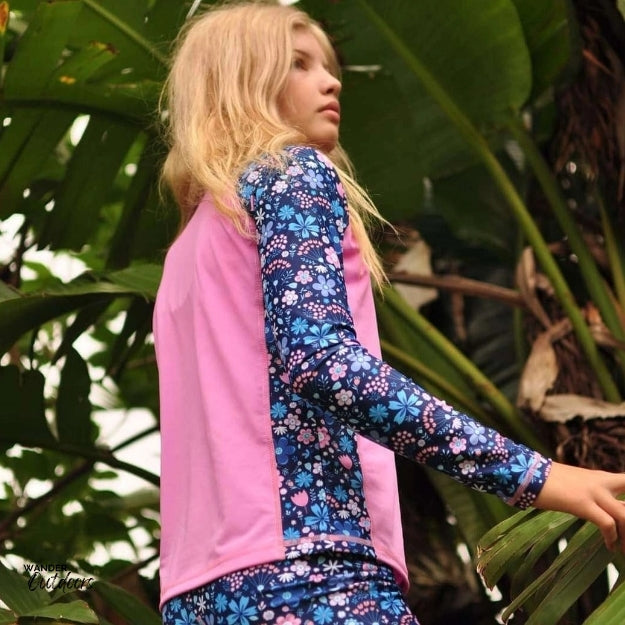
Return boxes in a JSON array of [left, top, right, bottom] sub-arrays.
[[0, 264, 161, 355], [477, 510, 622, 625], [93, 581, 161, 625], [511, 0, 578, 98], [0, 559, 51, 614], [0, 109, 75, 215], [2, 1, 83, 98], [303, 0, 533, 218], [39, 116, 138, 250], [584, 582, 625, 625], [23, 600, 98, 623], [0, 366, 55, 446], [56, 348, 94, 446]]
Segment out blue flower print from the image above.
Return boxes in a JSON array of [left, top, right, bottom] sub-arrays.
[[388, 390, 422, 424], [226, 597, 258, 625], [295, 471, 313, 488], [291, 317, 309, 335], [333, 484, 348, 502], [283, 526, 300, 539], [288, 213, 319, 239], [347, 350, 372, 372], [464, 422, 487, 445], [270, 402, 287, 419], [174, 608, 197, 625], [369, 404, 388, 423], [260, 220, 274, 246], [304, 503, 330, 531], [312, 275, 336, 297], [278, 204, 295, 220], [494, 466, 512, 484], [303, 323, 338, 348], [511, 453, 541, 481], [312, 605, 334, 624], [303, 168, 325, 189], [380, 592, 405, 616], [215, 593, 227, 613], [275, 436, 296, 466]]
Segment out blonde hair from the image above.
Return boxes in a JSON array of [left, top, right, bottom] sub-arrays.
[[160, 0, 388, 286]]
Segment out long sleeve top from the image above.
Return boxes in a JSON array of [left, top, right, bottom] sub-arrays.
[[153, 145, 552, 608]]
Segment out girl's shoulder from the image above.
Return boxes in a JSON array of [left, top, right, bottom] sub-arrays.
[[239, 144, 339, 194]]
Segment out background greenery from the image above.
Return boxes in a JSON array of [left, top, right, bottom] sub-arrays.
[[1, 0, 625, 623]]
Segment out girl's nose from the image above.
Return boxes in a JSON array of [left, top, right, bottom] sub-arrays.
[[323, 72, 342, 96]]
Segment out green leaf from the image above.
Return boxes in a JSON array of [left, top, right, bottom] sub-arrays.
[[39, 116, 138, 250], [3, 1, 82, 97], [23, 600, 98, 623], [0, 109, 75, 216], [584, 581, 625, 625], [0, 367, 55, 447], [106, 263, 162, 297], [505, 524, 612, 624], [0, 607, 16, 625], [304, 0, 533, 216], [92, 581, 161, 625], [511, 0, 578, 97], [477, 509, 577, 588], [0, 559, 51, 614], [0, 267, 161, 355], [56, 349, 94, 446]]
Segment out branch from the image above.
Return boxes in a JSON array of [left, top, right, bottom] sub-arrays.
[[387, 271, 526, 308], [0, 460, 94, 542]]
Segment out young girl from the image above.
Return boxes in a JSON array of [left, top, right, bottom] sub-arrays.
[[154, 2, 625, 623]]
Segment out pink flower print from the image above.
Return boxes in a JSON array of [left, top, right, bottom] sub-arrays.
[[459, 460, 476, 475], [317, 427, 330, 448], [282, 290, 298, 305], [272, 179, 288, 193], [324, 246, 340, 268], [358, 517, 371, 531], [297, 428, 315, 444], [449, 436, 467, 454], [339, 454, 353, 470], [276, 614, 301, 625], [329, 592, 347, 606], [290, 560, 311, 576], [285, 414, 301, 430], [286, 164, 303, 176], [309, 573, 324, 583], [291, 491, 309, 507], [295, 269, 313, 284], [328, 361, 347, 381], [335, 389, 353, 406]]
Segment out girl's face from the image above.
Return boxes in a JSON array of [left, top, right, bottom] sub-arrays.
[[278, 29, 342, 152]]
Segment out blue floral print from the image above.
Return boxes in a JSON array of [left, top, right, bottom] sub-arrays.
[[238, 145, 552, 555], [162, 554, 420, 625]]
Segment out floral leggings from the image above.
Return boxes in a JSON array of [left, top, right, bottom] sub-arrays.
[[161, 553, 420, 624]]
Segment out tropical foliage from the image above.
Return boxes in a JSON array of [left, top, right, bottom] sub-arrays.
[[0, 0, 624, 623]]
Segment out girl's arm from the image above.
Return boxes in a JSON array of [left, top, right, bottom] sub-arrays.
[[240, 145, 625, 548]]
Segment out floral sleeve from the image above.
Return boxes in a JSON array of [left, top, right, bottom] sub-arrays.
[[239, 145, 552, 509]]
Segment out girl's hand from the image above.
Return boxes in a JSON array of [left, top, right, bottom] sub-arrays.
[[534, 461, 625, 552]]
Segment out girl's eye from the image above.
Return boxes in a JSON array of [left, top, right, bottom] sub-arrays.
[[293, 57, 306, 70]]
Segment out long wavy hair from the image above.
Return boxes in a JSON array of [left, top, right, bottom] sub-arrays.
[[160, 0, 388, 285]]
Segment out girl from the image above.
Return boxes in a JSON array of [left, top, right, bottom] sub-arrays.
[[154, 2, 625, 623]]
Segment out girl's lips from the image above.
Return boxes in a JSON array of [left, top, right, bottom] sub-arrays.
[[320, 109, 340, 123]]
